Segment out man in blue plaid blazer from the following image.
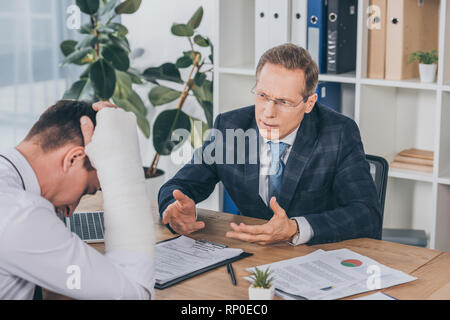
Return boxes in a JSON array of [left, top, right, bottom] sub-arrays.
[[158, 44, 381, 245]]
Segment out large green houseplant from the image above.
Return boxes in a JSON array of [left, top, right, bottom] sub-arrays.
[[60, 0, 150, 137], [142, 6, 213, 177]]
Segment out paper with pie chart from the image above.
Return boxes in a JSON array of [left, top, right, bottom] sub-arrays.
[[246, 248, 417, 300]]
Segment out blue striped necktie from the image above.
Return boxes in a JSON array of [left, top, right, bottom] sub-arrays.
[[268, 141, 290, 202]]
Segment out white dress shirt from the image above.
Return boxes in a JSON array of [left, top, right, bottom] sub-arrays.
[[0, 148, 154, 300], [259, 127, 314, 245]]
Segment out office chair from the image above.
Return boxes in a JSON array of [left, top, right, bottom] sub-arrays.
[[366, 155, 427, 247]]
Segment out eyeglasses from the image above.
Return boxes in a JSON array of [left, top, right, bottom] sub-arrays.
[[251, 88, 306, 111]]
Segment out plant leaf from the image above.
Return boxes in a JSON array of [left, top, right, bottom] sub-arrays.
[[76, 35, 96, 50], [108, 22, 129, 36], [192, 79, 213, 105], [115, 0, 142, 14], [188, 116, 208, 149], [194, 72, 206, 87], [107, 34, 130, 52], [176, 56, 193, 68], [149, 86, 181, 106], [60, 47, 95, 66], [79, 23, 93, 34], [153, 109, 191, 155], [101, 44, 130, 71], [90, 59, 116, 100], [200, 101, 213, 128], [62, 78, 97, 102], [114, 70, 133, 100], [60, 40, 78, 57], [193, 34, 209, 47], [76, 0, 100, 15], [187, 7, 203, 29], [99, 0, 119, 16], [143, 63, 183, 84], [171, 23, 194, 37]]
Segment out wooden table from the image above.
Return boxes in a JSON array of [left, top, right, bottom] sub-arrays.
[[45, 193, 450, 300]]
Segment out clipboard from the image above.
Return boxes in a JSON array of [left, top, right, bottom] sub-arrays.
[[155, 236, 253, 290]]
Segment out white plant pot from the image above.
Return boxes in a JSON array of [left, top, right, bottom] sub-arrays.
[[248, 285, 275, 300], [419, 63, 437, 83], [144, 169, 165, 201]]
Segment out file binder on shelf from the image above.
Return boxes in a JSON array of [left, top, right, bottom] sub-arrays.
[[367, 0, 387, 79], [385, 0, 439, 80], [327, 0, 358, 74], [255, 0, 291, 66], [316, 82, 341, 113], [307, 0, 328, 74], [291, 0, 308, 49]]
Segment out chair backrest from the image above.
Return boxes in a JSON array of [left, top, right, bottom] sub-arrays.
[[366, 154, 389, 238]]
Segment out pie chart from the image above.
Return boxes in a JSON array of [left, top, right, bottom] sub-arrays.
[[341, 259, 363, 267]]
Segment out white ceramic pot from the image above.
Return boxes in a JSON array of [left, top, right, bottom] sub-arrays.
[[144, 168, 165, 201], [248, 285, 275, 300], [419, 63, 437, 83]]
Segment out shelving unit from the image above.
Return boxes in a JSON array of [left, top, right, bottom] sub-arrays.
[[212, 0, 450, 250]]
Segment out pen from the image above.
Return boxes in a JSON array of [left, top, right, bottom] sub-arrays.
[[227, 263, 237, 286]]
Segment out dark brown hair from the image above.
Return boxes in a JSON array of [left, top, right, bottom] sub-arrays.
[[256, 43, 319, 101], [25, 100, 97, 170]]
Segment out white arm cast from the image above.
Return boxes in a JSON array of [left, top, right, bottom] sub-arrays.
[[85, 108, 154, 257]]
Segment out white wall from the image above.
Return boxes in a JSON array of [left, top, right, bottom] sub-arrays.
[[123, 0, 219, 210]]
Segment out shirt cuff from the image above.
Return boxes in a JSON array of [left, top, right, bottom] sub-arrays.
[[288, 217, 314, 246]]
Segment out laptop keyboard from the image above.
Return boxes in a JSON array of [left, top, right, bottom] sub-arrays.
[[67, 211, 104, 241]]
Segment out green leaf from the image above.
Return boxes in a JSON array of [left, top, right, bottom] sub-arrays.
[[90, 59, 116, 100], [97, 25, 115, 33], [149, 86, 181, 106], [108, 22, 128, 36], [99, 0, 119, 16], [63, 78, 97, 102], [187, 7, 203, 29], [79, 23, 93, 34], [76, 0, 99, 14], [60, 47, 95, 66], [127, 67, 143, 84], [171, 23, 194, 37], [192, 79, 213, 105], [175, 56, 193, 68], [115, 0, 142, 14], [183, 50, 201, 63], [60, 40, 78, 57], [114, 70, 133, 100], [107, 34, 130, 52], [193, 34, 209, 47], [153, 109, 191, 155], [200, 101, 213, 128], [79, 65, 91, 79], [209, 42, 214, 63], [76, 35, 96, 50], [188, 116, 209, 149], [101, 44, 130, 71], [194, 72, 206, 87], [143, 63, 183, 84]]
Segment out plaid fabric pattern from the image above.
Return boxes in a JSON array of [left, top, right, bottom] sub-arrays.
[[158, 104, 382, 245]]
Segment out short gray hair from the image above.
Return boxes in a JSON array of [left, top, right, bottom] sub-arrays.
[[256, 43, 319, 101]]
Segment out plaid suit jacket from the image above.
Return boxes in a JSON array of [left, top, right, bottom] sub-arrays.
[[158, 103, 382, 245]]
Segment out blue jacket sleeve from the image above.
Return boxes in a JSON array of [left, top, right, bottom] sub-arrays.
[[157, 114, 222, 223], [304, 119, 383, 244]]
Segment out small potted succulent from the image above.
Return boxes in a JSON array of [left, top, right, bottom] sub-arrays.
[[248, 267, 275, 300], [409, 49, 438, 83]]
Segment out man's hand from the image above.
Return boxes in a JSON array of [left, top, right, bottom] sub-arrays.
[[162, 190, 205, 235], [80, 101, 119, 145], [226, 197, 298, 246]]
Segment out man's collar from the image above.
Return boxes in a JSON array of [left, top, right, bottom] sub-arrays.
[[1, 147, 41, 195], [262, 124, 300, 147]]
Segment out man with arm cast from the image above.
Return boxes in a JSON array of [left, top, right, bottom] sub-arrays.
[[0, 100, 155, 299]]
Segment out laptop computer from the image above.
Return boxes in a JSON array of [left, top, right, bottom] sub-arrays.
[[65, 211, 105, 243]]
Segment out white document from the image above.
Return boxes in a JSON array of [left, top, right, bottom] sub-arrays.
[[155, 236, 243, 284], [246, 248, 417, 300], [354, 292, 397, 300], [291, 0, 308, 48]]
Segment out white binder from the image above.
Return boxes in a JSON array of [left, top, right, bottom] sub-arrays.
[[255, 0, 291, 66], [291, 0, 308, 48]]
